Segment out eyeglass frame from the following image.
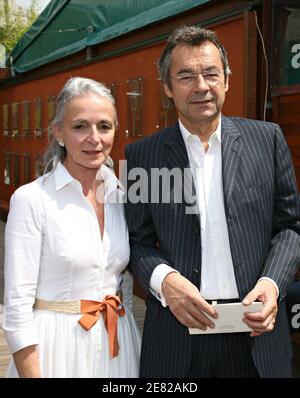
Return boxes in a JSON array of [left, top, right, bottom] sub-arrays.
[[170, 69, 227, 86]]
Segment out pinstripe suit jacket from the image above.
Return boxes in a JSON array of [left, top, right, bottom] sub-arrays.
[[124, 116, 300, 377]]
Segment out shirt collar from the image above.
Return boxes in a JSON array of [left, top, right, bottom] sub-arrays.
[[96, 164, 124, 199], [53, 162, 123, 199], [54, 161, 76, 191], [179, 117, 222, 147]]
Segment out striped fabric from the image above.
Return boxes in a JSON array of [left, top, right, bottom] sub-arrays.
[[124, 116, 300, 378]]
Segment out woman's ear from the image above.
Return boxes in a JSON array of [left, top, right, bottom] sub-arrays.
[[52, 124, 63, 144]]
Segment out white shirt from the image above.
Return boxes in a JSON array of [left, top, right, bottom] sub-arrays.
[[3, 162, 130, 353], [180, 119, 239, 299]]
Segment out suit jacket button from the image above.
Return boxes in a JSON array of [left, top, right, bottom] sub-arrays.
[[193, 268, 200, 275]]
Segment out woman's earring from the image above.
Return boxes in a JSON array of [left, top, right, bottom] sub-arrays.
[[58, 140, 65, 147]]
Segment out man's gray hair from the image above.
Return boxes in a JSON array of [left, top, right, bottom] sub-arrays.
[[158, 25, 231, 89], [44, 77, 116, 173]]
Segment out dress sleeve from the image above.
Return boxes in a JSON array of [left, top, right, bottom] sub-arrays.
[[3, 185, 43, 353]]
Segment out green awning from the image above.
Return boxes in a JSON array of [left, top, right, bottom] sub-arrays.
[[11, 0, 211, 73]]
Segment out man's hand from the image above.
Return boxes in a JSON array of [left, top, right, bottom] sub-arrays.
[[242, 279, 278, 337], [162, 272, 218, 330]]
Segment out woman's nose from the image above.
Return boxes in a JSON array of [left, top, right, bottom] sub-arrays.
[[87, 126, 101, 143]]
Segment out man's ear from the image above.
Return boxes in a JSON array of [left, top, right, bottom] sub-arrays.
[[224, 75, 229, 92], [163, 83, 173, 99]]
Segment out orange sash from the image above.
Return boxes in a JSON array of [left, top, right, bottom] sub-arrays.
[[78, 295, 125, 358]]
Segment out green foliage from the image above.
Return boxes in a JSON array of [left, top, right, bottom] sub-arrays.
[[0, 0, 39, 56]]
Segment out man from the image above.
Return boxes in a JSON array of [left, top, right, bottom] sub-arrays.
[[124, 26, 300, 377]]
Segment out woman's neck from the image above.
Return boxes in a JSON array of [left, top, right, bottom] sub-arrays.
[[63, 159, 101, 196]]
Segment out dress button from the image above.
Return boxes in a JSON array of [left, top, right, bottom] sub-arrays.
[[193, 268, 200, 276], [194, 225, 200, 234]]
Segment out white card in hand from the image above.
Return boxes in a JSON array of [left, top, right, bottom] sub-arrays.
[[188, 301, 263, 334]]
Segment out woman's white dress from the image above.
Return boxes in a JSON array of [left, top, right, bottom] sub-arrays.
[[3, 162, 141, 378]]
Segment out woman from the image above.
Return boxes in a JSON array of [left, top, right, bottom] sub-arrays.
[[3, 77, 141, 378]]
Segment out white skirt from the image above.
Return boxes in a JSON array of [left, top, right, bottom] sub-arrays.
[[6, 304, 141, 378]]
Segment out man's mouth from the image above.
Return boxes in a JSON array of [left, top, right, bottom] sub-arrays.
[[190, 98, 213, 104]]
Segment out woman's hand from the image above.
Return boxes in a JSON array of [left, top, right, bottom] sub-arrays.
[[13, 345, 41, 378]]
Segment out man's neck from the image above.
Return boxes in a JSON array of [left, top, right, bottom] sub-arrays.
[[179, 117, 220, 141]]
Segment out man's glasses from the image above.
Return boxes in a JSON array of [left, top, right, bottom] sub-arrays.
[[171, 71, 224, 86]]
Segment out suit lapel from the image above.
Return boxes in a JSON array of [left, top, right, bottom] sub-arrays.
[[163, 123, 189, 170], [221, 116, 243, 211], [163, 124, 199, 219]]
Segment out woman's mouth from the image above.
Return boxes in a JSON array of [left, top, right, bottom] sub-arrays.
[[82, 150, 101, 156]]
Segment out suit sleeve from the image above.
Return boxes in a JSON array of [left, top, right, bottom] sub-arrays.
[[124, 144, 171, 294], [261, 125, 300, 300]]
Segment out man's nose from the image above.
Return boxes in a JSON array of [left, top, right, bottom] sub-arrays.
[[194, 74, 210, 90]]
